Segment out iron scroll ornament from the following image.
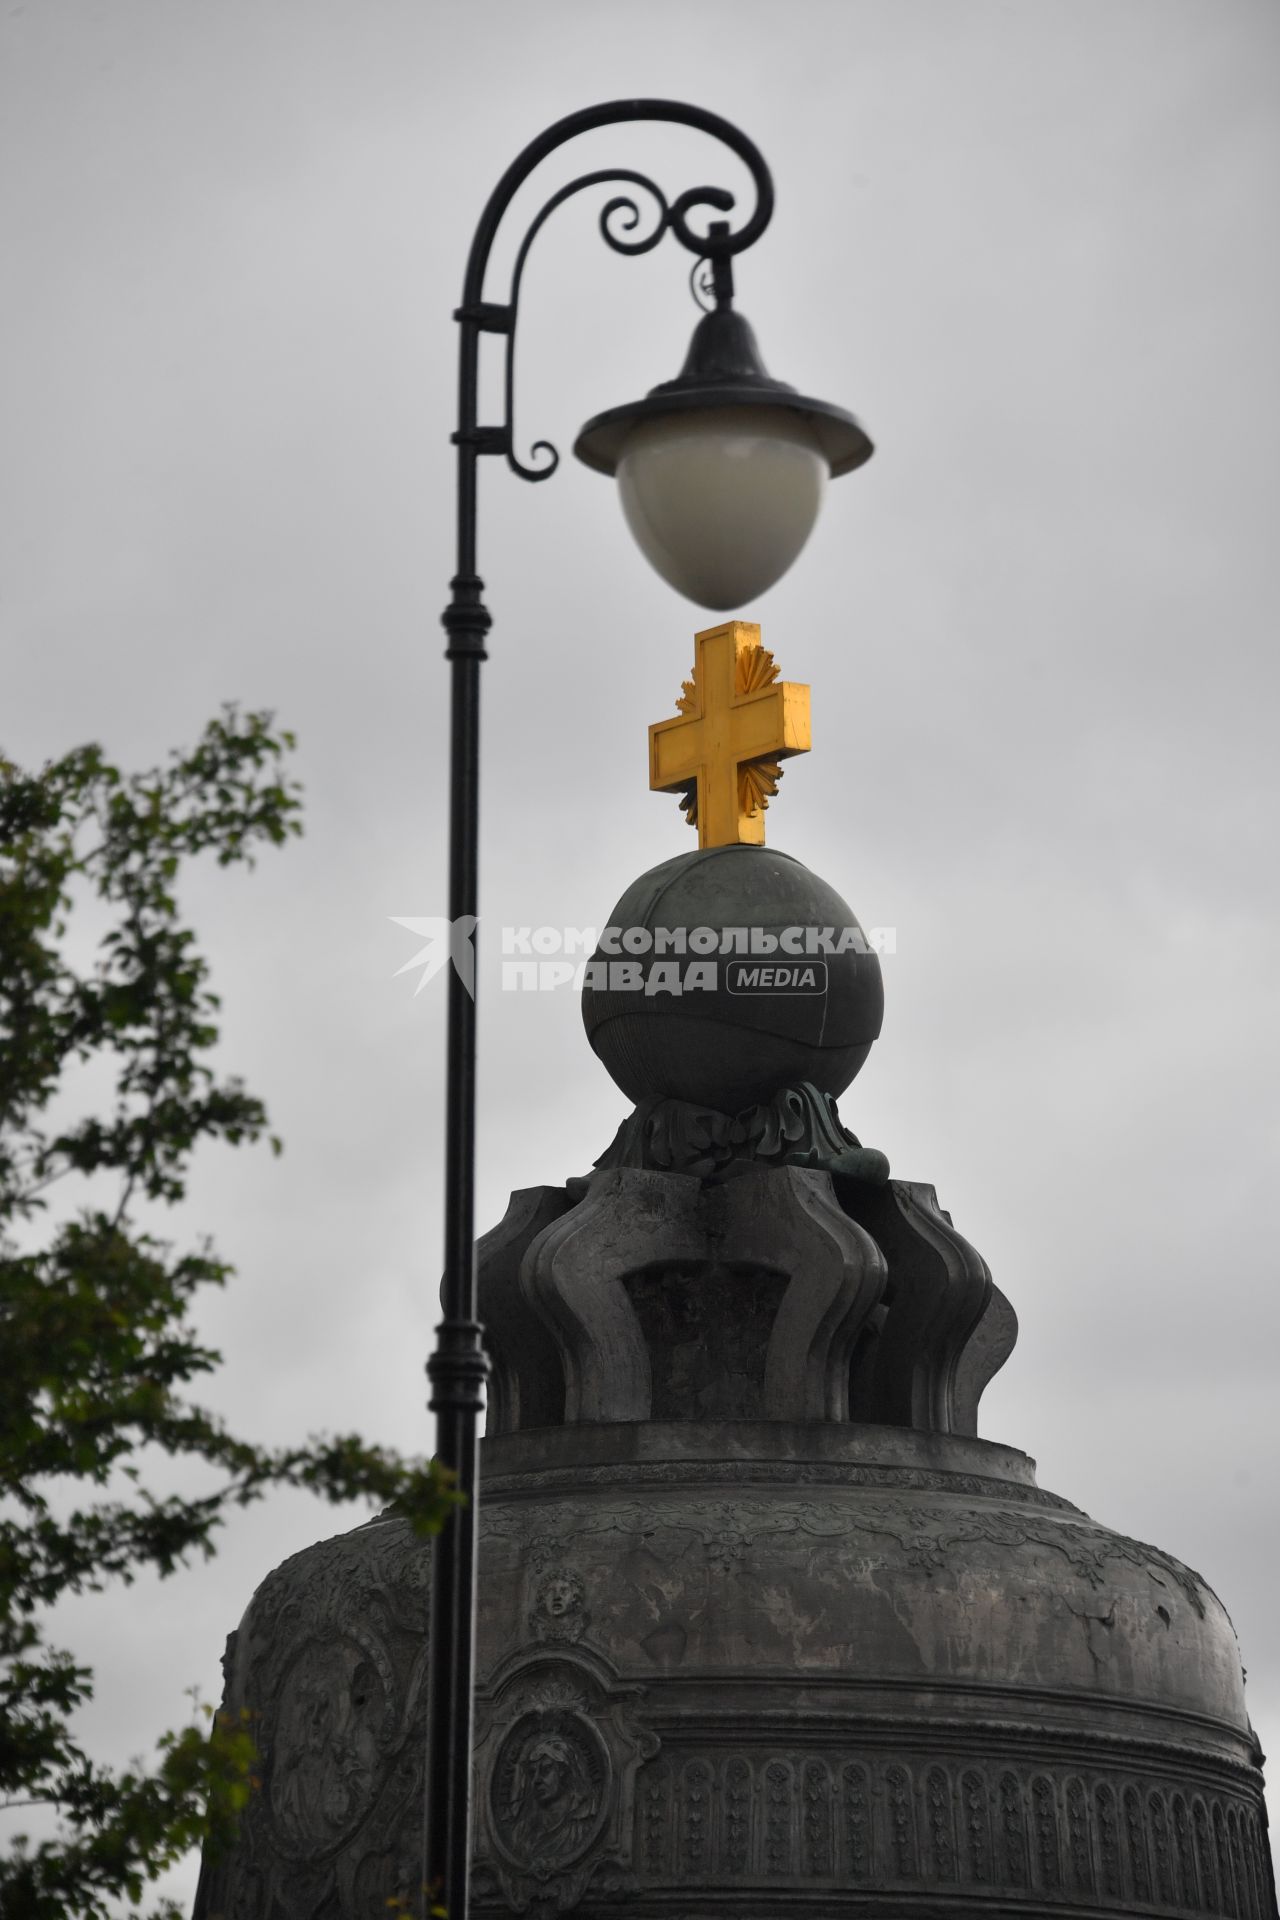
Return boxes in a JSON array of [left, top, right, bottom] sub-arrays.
[[449, 99, 775, 488], [429, 100, 775, 1920]]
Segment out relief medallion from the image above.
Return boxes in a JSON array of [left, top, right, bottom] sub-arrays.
[[267, 1634, 394, 1857], [490, 1708, 610, 1872]]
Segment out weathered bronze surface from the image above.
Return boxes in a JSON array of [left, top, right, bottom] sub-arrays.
[[196, 1143, 1276, 1918], [581, 847, 885, 1111], [196, 849, 1277, 1919]]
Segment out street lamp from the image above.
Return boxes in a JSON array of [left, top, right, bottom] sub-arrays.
[[576, 260, 873, 608], [426, 98, 873, 1920]]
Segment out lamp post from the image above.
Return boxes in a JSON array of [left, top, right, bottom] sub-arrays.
[[425, 98, 873, 1920]]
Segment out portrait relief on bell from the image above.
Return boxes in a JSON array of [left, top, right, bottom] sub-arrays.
[[267, 1634, 396, 1856], [490, 1708, 611, 1872], [530, 1567, 589, 1642]]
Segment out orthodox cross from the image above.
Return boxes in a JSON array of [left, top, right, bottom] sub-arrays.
[[649, 621, 811, 848]]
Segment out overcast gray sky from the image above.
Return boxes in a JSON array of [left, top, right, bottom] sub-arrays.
[[3, 1, 1278, 1909]]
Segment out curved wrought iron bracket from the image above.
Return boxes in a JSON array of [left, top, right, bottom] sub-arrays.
[[502, 167, 672, 481], [450, 98, 774, 516]]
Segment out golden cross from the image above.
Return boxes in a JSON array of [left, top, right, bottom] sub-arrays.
[[649, 621, 811, 849]]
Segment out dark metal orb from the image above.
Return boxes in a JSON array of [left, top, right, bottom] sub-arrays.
[[582, 845, 884, 1112]]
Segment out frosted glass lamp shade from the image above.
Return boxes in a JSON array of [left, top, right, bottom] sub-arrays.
[[616, 407, 827, 609], [574, 303, 872, 610]]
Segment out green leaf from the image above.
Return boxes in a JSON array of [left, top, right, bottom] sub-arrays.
[[0, 712, 451, 1913]]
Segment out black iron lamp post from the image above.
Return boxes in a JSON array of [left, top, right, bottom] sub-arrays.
[[425, 98, 873, 1920]]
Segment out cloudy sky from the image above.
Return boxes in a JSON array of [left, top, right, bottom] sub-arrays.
[[3, 1, 1278, 1908]]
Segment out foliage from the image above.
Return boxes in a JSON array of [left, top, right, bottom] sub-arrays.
[[0, 710, 458, 1917]]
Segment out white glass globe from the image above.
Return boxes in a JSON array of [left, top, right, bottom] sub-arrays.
[[615, 406, 827, 610]]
